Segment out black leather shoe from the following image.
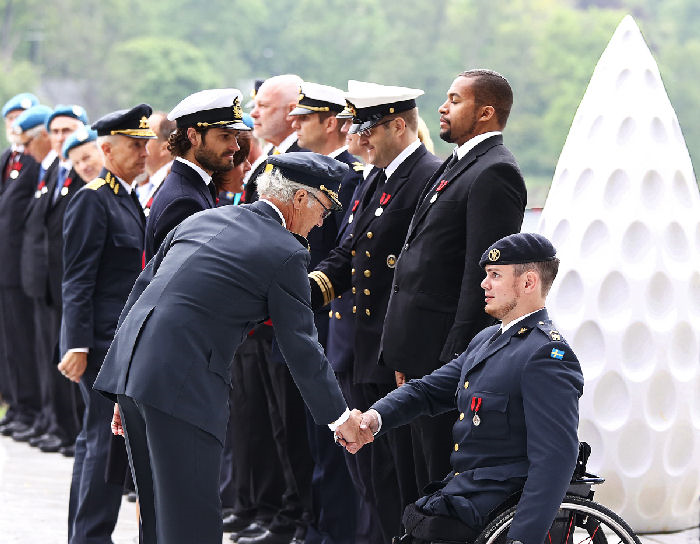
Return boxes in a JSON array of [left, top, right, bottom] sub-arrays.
[[12, 424, 45, 442], [223, 513, 255, 533], [30, 432, 54, 447], [230, 522, 268, 542], [289, 538, 305, 544], [59, 443, 76, 457], [39, 434, 70, 453], [236, 530, 295, 544], [1, 420, 31, 437]]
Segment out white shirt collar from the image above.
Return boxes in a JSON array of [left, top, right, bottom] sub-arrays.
[[175, 156, 212, 185], [455, 131, 501, 161], [501, 307, 544, 333], [385, 139, 421, 180], [113, 174, 134, 195], [150, 160, 173, 188], [275, 133, 298, 154], [328, 145, 348, 159], [41, 150, 58, 170], [59, 158, 72, 171], [259, 198, 286, 228]]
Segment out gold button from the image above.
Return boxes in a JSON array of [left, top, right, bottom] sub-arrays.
[[349, 233, 353, 238], [352, 306, 357, 314], [367, 232, 373, 239], [335, 312, 341, 319], [464, 381, 469, 389], [365, 250, 371, 257], [365, 309, 371, 316], [364, 289, 370, 296], [459, 413, 464, 421], [352, 287, 356, 294], [328, 310, 333, 318], [454, 444, 459, 452], [351, 268, 356, 275], [337, 294, 342, 299], [454, 472, 460, 476], [364, 270, 371, 278], [351, 250, 356, 256]]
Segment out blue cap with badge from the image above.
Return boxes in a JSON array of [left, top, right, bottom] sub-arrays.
[[12, 105, 53, 134], [46, 104, 89, 130], [92, 103, 156, 139], [266, 152, 348, 211], [2, 92, 40, 118], [479, 233, 557, 268], [62, 126, 98, 158]]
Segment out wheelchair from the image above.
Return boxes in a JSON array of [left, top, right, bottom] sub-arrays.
[[394, 443, 641, 544]]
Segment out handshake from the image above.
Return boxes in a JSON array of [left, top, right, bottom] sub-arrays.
[[334, 409, 381, 454]]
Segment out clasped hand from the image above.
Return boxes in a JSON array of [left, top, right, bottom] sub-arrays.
[[334, 409, 380, 454]]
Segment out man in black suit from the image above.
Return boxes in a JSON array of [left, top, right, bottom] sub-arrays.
[[356, 233, 583, 544], [308, 82, 442, 543], [144, 88, 250, 262], [93, 152, 373, 544], [58, 104, 155, 544], [18, 105, 89, 451], [379, 70, 527, 493]]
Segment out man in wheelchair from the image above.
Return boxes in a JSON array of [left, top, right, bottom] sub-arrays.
[[348, 233, 584, 544]]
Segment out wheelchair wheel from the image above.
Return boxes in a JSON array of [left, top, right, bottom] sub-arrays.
[[474, 495, 641, 544]]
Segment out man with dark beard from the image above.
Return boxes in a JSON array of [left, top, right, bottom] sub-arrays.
[[144, 89, 251, 261]]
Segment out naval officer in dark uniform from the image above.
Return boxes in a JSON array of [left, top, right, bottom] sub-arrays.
[[356, 233, 584, 544], [144, 88, 250, 261], [58, 103, 155, 544], [93, 152, 373, 544], [308, 82, 442, 543]]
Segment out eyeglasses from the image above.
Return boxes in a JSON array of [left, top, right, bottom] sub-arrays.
[[307, 191, 332, 220], [358, 119, 393, 138]]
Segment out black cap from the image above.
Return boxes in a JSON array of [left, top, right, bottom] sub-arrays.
[[479, 233, 557, 268], [266, 152, 348, 211], [91, 103, 156, 139]]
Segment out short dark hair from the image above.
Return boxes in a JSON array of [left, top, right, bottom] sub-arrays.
[[232, 132, 252, 167], [317, 111, 345, 135], [152, 112, 176, 142], [167, 126, 208, 157], [459, 69, 513, 127], [513, 259, 560, 296], [382, 107, 418, 133]]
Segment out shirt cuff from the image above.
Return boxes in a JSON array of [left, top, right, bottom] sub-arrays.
[[68, 347, 89, 353], [327, 407, 351, 431], [368, 409, 382, 435]]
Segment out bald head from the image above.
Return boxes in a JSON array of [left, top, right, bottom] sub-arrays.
[[251, 74, 303, 146]]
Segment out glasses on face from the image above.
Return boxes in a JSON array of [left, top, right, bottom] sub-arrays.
[[358, 119, 393, 138], [307, 191, 332, 220]]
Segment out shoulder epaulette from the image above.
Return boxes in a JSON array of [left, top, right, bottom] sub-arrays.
[[86, 178, 106, 191], [352, 161, 365, 172], [104, 172, 120, 195], [536, 320, 565, 342]]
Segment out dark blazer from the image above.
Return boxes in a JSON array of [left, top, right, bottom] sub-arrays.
[[0, 147, 11, 189], [312, 143, 441, 383], [144, 159, 216, 262], [242, 140, 306, 204], [94, 201, 348, 445], [61, 168, 145, 361], [0, 153, 39, 287], [380, 135, 527, 376], [372, 309, 583, 543]]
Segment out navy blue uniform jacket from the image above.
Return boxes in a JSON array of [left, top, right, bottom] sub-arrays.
[[61, 168, 145, 362], [380, 135, 526, 376], [372, 309, 583, 544], [94, 201, 348, 445], [144, 159, 215, 262]]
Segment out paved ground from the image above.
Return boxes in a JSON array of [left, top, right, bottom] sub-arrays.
[[0, 432, 697, 543]]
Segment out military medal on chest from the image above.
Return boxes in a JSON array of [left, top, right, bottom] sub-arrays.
[[35, 179, 47, 199], [60, 177, 73, 197], [9, 160, 22, 180], [375, 192, 392, 216], [429, 179, 450, 204], [347, 199, 360, 224], [471, 396, 482, 426]]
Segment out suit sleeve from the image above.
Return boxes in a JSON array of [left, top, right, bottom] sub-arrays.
[[509, 341, 584, 544], [61, 189, 107, 351], [440, 162, 526, 361], [269, 248, 348, 425], [370, 354, 464, 435], [308, 223, 355, 310], [152, 197, 203, 256]]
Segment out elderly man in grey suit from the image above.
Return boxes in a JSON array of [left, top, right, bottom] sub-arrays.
[[94, 152, 373, 544]]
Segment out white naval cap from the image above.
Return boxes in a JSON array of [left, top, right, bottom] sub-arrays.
[[167, 88, 251, 131], [290, 82, 346, 116], [344, 82, 424, 134]]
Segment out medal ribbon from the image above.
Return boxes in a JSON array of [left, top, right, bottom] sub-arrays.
[[470, 396, 482, 415]]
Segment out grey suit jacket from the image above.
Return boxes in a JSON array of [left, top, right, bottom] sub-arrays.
[[94, 200, 348, 444]]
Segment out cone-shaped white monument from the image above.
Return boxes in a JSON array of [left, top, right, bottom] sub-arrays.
[[538, 15, 700, 532]]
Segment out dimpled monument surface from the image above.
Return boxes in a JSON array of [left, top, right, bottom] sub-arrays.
[[537, 15, 700, 532]]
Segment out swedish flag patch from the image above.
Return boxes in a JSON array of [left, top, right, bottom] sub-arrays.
[[551, 348, 565, 360]]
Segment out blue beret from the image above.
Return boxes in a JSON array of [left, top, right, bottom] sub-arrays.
[[479, 233, 557, 268], [266, 152, 348, 211], [2, 92, 39, 118], [46, 104, 89, 130], [62, 127, 98, 158], [242, 113, 254, 129], [91, 103, 156, 139], [12, 105, 53, 134]]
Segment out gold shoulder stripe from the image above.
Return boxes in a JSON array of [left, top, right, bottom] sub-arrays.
[[309, 270, 335, 307], [86, 178, 106, 191], [352, 161, 364, 172]]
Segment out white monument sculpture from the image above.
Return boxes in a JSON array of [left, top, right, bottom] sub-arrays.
[[538, 15, 700, 532]]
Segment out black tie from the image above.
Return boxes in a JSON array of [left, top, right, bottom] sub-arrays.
[[361, 168, 386, 210], [443, 152, 459, 174], [489, 328, 502, 344]]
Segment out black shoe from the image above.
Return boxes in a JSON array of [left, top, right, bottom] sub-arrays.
[[126, 491, 137, 503], [236, 529, 294, 544], [59, 443, 76, 457], [230, 522, 268, 542], [12, 423, 45, 442], [38, 434, 70, 453], [30, 432, 54, 447], [289, 538, 304, 544], [1, 420, 31, 437], [223, 513, 255, 533]]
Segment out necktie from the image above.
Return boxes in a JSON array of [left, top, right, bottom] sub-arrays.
[[489, 328, 503, 344], [52, 166, 69, 203], [443, 152, 459, 174], [361, 168, 386, 210], [207, 181, 218, 204]]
